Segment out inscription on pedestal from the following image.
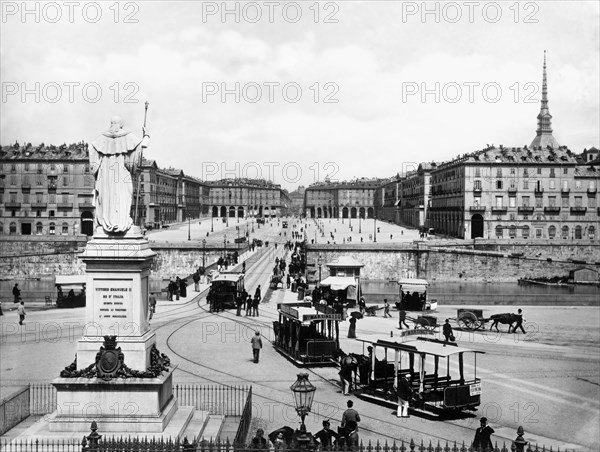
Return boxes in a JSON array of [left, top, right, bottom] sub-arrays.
[[93, 279, 136, 335]]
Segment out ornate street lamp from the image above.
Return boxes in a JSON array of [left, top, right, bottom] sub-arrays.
[[224, 234, 227, 258], [290, 373, 316, 449], [317, 255, 323, 284], [202, 239, 206, 269], [188, 215, 191, 241], [211, 215, 214, 233]]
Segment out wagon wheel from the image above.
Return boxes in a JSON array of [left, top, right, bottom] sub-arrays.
[[458, 311, 479, 330]]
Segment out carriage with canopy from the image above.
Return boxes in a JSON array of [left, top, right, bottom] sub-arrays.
[[273, 302, 344, 366], [351, 336, 484, 414]]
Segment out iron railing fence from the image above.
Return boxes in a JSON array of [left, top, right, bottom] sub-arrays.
[[0, 436, 583, 452]]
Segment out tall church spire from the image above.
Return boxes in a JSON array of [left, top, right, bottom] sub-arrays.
[[530, 50, 559, 149]]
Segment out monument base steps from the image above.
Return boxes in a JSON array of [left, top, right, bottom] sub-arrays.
[[7, 408, 219, 444]]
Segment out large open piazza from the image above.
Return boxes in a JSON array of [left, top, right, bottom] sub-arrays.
[[1, 218, 599, 450]]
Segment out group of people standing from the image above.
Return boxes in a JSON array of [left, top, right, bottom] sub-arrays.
[[250, 400, 361, 450], [167, 276, 187, 301]]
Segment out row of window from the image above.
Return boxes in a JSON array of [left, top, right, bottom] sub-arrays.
[[474, 179, 596, 190], [7, 163, 90, 174], [473, 167, 570, 178], [6, 175, 91, 186], [494, 225, 596, 240], [0, 222, 71, 235], [485, 195, 595, 208]]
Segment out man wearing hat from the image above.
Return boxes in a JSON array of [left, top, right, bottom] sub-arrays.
[[473, 417, 494, 450], [314, 420, 338, 450], [250, 331, 263, 363], [394, 373, 413, 418]]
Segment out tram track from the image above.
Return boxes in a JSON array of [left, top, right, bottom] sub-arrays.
[[158, 284, 486, 444]]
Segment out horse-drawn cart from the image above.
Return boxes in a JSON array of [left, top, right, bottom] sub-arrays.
[[405, 314, 439, 332], [456, 309, 487, 330], [453, 309, 522, 332]]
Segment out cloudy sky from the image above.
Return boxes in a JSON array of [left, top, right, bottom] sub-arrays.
[[1, 1, 598, 190]]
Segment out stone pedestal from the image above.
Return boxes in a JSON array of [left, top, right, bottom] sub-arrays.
[[49, 370, 177, 432], [50, 228, 181, 434], [76, 229, 155, 370]]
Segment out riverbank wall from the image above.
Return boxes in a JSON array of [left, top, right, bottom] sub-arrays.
[[306, 239, 600, 283], [2, 237, 598, 284]]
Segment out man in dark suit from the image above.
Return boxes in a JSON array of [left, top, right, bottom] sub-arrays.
[[314, 420, 338, 450], [473, 417, 495, 450]]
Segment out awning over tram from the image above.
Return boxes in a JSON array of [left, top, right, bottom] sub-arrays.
[[279, 303, 343, 324], [55, 275, 86, 291], [319, 276, 357, 290], [398, 278, 428, 293], [319, 276, 358, 301], [358, 336, 484, 357]]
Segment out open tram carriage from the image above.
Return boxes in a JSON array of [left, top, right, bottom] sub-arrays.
[[355, 336, 484, 415], [273, 302, 344, 366]]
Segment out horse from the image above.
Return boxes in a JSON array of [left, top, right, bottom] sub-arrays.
[[489, 313, 520, 332]]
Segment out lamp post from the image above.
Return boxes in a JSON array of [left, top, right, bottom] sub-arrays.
[[317, 255, 323, 284], [224, 234, 227, 258], [359, 212, 362, 234], [211, 215, 214, 233], [290, 373, 316, 450], [188, 215, 191, 241], [373, 215, 377, 242], [202, 239, 206, 269]]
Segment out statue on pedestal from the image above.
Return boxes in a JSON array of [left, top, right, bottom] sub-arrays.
[[89, 115, 149, 234]]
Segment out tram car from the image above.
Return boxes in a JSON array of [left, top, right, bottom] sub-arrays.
[[273, 302, 344, 366], [208, 272, 245, 310], [55, 275, 86, 308], [396, 278, 437, 311], [352, 336, 484, 414]]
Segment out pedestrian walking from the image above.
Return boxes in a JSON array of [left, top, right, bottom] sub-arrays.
[[341, 400, 361, 432], [512, 309, 527, 334], [179, 278, 187, 298], [246, 296, 252, 316], [358, 296, 366, 315], [347, 317, 357, 338], [17, 301, 25, 325], [339, 364, 353, 395], [286, 274, 291, 289], [443, 319, 455, 343], [252, 295, 260, 317], [399, 310, 409, 329], [472, 417, 494, 451], [149, 292, 157, 320], [250, 331, 262, 363], [394, 374, 412, 418], [12, 283, 21, 303], [254, 285, 262, 302], [242, 262, 246, 273], [175, 277, 181, 300], [193, 271, 200, 292], [236, 296, 242, 317], [383, 299, 392, 318]]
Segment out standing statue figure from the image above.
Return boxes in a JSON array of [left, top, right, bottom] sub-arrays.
[[89, 116, 149, 234]]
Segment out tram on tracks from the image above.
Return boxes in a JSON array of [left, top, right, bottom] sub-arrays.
[[352, 335, 484, 414], [273, 302, 344, 367], [208, 272, 245, 310]]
